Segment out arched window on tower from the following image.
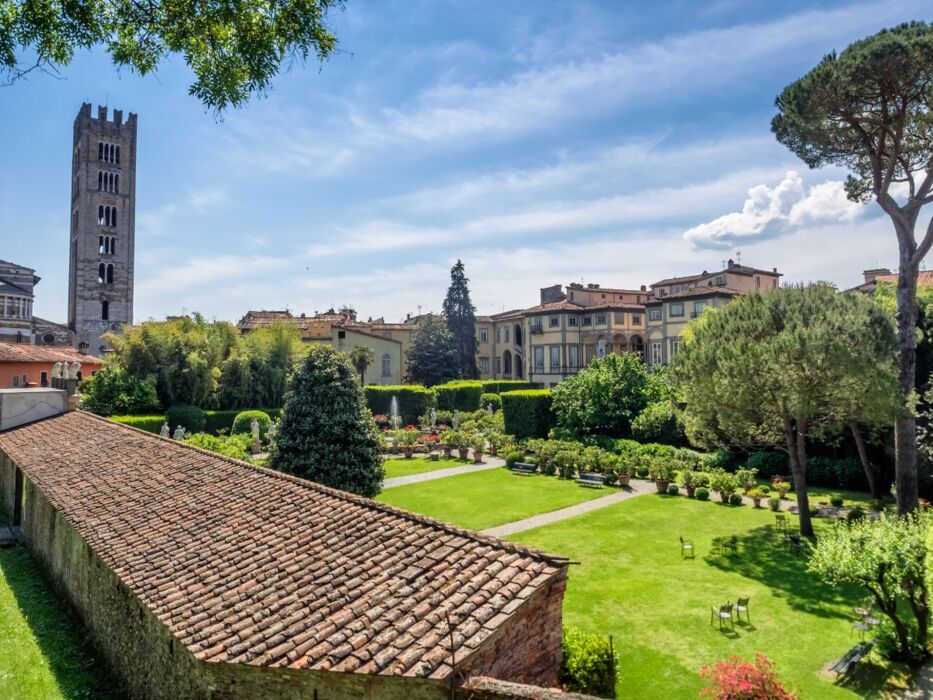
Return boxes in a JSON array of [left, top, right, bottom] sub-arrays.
[[98, 171, 103, 191], [114, 174, 119, 193], [99, 236, 105, 254], [116, 145, 120, 164], [110, 237, 116, 255], [98, 142, 103, 160], [98, 205, 105, 225], [106, 264, 114, 284], [101, 300, 109, 320], [98, 263, 106, 283], [112, 207, 117, 227]]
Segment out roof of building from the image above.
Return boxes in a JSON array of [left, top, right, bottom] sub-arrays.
[[0, 412, 564, 677], [874, 270, 933, 286], [0, 342, 102, 364], [0, 281, 33, 297], [643, 287, 743, 304], [651, 264, 781, 288]]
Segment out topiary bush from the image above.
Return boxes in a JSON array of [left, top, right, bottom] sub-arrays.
[[768, 496, 782, 512], [271, 345, 384, 498], [559, 628, 617, 698], [667, 483, 680, 496], [830, 495, 844, 508], [501, 389, 555, 439], [482, 380, 537, 394], [695, 487, 710, 501], [232, 410, 272, 440], [364, 385, 435, 425], [109, 414, 165, 433], [434, 380, 484, 412], [846, 506, 865, 522], [505, 451, 524, 469], [636, 465, 650, 479], [729, 493, 744, 506], [479, 392, 501, 412], [166, 404, 205, 433]]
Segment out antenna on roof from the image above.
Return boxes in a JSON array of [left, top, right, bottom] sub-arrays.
[[736, 250, 742, 266]]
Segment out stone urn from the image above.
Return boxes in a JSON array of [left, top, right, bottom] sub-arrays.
[[655, 479, 671, 493], [685, 485, 696, 499], [473, 449, 484, 464], [442, 446, 453, 458], [403, 448, 414, 459], [458, 447, 470, 460], [618, 473, 631, 487]]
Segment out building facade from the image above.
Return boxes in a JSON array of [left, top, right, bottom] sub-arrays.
[[0, 342, 101, 388], [0, 260, 74, 346], [68, 104, 137, 355]]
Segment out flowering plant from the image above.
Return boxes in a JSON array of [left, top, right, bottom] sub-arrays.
[[700, 653, 797, 699], [373, 414, 389, 428]]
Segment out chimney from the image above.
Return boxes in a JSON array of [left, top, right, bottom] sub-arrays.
[[727, 259, 735, 268], [640, 285, 646, 292], [863, 268, 892, 283], [0, 389, 69, 430]]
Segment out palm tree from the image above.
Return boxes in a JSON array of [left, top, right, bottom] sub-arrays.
[[349, 345, 375, 386]]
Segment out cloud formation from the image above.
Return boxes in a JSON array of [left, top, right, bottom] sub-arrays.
[[683, 171, 866, 249]]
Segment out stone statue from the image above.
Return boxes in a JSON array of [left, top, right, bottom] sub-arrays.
[[160, 422, 170, 438], [173, 425, 186, 441], [487, 403, 494, 416], [52, 362, 64, 379], [250, 418, 260, 442], [452, 410, 460, 431], [430, 408, 437, 428]]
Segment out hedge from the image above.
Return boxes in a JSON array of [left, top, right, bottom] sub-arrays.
[[109, 414, 164, 434], [481, 380, 538, 394], [364, 386, 434, 425], [501, 389, 554, 439], [435, 381, 484, 412], [480, 392, 501, 412], [231, 410, 272, 439]]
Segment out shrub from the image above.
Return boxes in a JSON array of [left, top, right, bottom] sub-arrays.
[[806, 456, 868, 491], [703, 449, 743, 471], [830, 495, 844, 508], [479, 392, 502, 412], [747, 451, 789, 480], [481, 380, 537, 394], [636, 465, 650, 478], [166, 404, 205, 433], [552, 450, 579, 480], [184, 432, 252, 461], [542, 459, 558, 476], [501, 390, 555, 439], [809, 506, 820, 517], [79, 366, 161, 416], [667, 483, 680, 496], [231, 410, 272, 440], [649, 455, 676, 482], [729, 493, 744, 506], [871, 498, 886, 512], [748, 487, 768, 506], [434, 380, 484, 412], [270, 346, 384, 498], [440, 430, 467, 449], [700, 653, 798, 700], [559, 628, 617, 698], [631, 400, 685, 445], [709, 469, 740, 502], [695, 487, 710, 501], [735, 468, 758, 491], [109, 414, 165, 433], [768, 496, 782, 512], [773, 480, 791, 497], [505, 451, 524, 469], [364, 385, 435, 426], [847, 506, 866, 522]]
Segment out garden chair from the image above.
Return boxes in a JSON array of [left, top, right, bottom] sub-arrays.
[[774, 514, 787, 531], [852, 619, 872, 641], [721, 534, 738, 555], [854, 598, 873, 618], [679, 536, 694, 559], [710, 603, 734, 630], [734, 596, 750, 623]]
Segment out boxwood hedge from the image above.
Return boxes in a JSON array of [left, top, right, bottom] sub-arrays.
[[501, 389, 554, 439], [364, 385, 434, 425]]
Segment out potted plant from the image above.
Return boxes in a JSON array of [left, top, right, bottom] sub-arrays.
[[650, 456, 676, 493], [439, 429, 458, 458], [486, 432, 505, 457], [709, 469, 740, 504], [470, 434, 485, 463], [736, 467, 759, 495], [773, 480, 791, 499], [748, 487, 768, 508], [617, 454, 635, 487], [552, 450, 577, 480], [681, 469, 708, 499], [396, 429, 420, 458]]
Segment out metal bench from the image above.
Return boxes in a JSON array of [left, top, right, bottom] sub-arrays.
[[576, 472, 605, 488], [510, 462, 537, 474], [829, 642, 873, 677]]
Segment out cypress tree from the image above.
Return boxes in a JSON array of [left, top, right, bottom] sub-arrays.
[[443, 259, 479, 378]]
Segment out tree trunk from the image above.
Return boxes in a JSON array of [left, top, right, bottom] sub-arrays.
[[895, 257, 920, 514], [786, 421, 813, 537], [849, 422, 880, 498]]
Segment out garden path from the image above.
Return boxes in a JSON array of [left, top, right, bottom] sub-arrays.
[[481, 478, 656, 537], [383, 456, 505, 489]]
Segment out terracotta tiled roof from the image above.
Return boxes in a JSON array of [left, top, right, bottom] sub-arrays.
[[644, 287, 743, 303], [651, 265, 780, 288], [874, 270, 933, 286], [0, 342, 102, 364], [0, 412, 565, 678]]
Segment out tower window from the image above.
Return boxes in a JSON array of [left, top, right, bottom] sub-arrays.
[[101, 300, 109, 320], [98, 171, 103, 191], [106, 264, 114, 284], [98, 142, 103, 160], [98, 204, 105, 224], [98, 263, 106, 283], [116, 145, 120, 164], [114, 174, 119, 193]]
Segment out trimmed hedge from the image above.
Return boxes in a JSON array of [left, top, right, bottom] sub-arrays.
[[559, 628, 617, 697], [364, 385, 434, 425], [747, 451, 789, 480], [501, 389, 554, 439], [166, 404, 205, 433], [480, 393, 502, 412], [434, 381, 484, 412], [110, 414, 164, 434], [482, 380, 537, 394], [232, 410, 272, 439]]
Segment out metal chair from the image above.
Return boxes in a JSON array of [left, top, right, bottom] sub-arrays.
[[775, 514, 787, 531], [734, 596, 750, 623], [711, 603, 734, 630], [721, 534, 738, 555], [680, 536, 695, 559]]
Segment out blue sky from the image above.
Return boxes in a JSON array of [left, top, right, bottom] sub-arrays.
[[2, 0, 930, 325]]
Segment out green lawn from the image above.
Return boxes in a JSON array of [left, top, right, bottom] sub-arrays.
[[510, 495, 908, 699], [383, 455, 471, 479], [0, 545, 122, 699], [377, 469, 610, 529]]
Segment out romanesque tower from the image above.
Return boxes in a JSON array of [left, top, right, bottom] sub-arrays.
[[68, 104, 137, 354]]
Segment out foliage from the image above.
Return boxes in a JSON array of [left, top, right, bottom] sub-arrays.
[[443, 260, 480, 379], [480, 392, 501, 412], [809, 512, 931, 664], [1, 0, 344, 112], [700, 653, 798, 699], [668, 483, 680, 496], [768, 496, 782, 512], [364, 385, 434, 426], [506, 451, 524, 469], [108, 414, 164, 433], [204, 407, 281, 435], [501, 389, 555, 439], [440, 430, 467, 449], [552, 450, 578, 480], [559, 628, 618, 698], [729, 493, 744, 506], [681, 470, 709, 491], [481, 380, 537, 393], [746, 451, 789, 481], [269, 345, 383, 498], [231, 410, 272, 440], [165, 404, 205, 433], [735, 468, 758, 491], [695, 487, 710, 501], [394, 429, 421, 451], [631, 400, 685, 445], [875, 282, 933, 395], [552, 353, 653, 438], [830, 495, 844, 508], [672, 284, 901, 535], [183, 432, 252, 461], [648, 456, 676, 482], [846, 506, 865, 522], [405, 316, 460, 386], [434, 380, 484, 411], [709, 469, 740, 501], [748, 487, 768, 505], [78, 366, 161, 416], [348, 345, 375, 386]]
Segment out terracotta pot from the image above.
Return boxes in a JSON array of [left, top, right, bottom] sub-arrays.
[[743, 484, 752, 494], [443, 446, 452, 457], [473, 450, 484, 463], [655, 479, 671, 493], [618, 474, 631, 487], [777, 488, 788, 499], [752, 497, 763, 508], [429, 453, 439, 461], [458, 448, 470, 460], [685, 485, 696, 498], [404, 449, 414, 459]]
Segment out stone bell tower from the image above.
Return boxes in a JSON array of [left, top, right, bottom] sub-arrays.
[[67, 103, 137, 355]]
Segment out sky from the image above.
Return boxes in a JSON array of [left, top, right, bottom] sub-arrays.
[[2, 0, 931, 325]]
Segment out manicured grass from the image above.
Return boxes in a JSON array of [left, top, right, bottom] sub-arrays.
[[383, 455, 471, 479], [511, 496, 909, 699], [377, 469, 610, 530], [0, 545, 122, 699]]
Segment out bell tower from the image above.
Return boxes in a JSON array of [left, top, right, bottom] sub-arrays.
[[68, 103, 137, 355]]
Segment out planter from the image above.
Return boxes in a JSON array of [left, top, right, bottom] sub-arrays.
[[743, 484, 752, 495], [429, 453, 439, 461], [752, 497, 763, 508], [655, 479, 671, 493], [473, 450, 484, 463], [618, 474, 631, 487], [458, 448, 470, 460], [685, 485, 696, 499], [719, 491, 732, 504], [403, 449, 414, 459], [390, 445, 399, 454], [777, 488, 788, 499], [489, 446, 498, 456], [442, 446, 452, 457]]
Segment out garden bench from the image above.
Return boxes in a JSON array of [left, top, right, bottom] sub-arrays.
[[510, 462, 536, 475], [830, 642, 873, 677], [576, 472, 605, 488]]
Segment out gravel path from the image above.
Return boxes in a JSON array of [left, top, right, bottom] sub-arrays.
[[382, 456, 506, 489], [481, 478, 657, 537]]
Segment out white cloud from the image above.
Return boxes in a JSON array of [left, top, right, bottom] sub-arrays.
[[683, 171, 866, 249]]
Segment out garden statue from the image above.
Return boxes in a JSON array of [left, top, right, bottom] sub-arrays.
[[487, 403, 494, 416], [52, 362, 63, 379], [160, 422, 170, 438], [250, 418, 261, 453], [430, 408, 437, 428], [173, 425, 186, 441], [452, 410, 460, 431]]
